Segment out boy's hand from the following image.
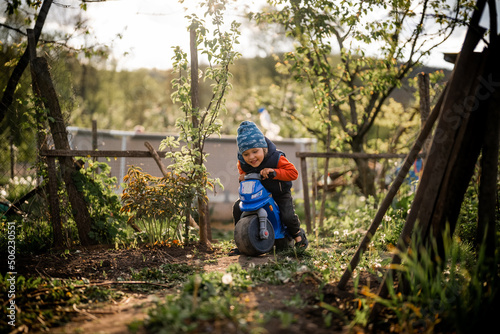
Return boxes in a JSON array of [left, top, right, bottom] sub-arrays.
[[260, 168, 275, 179], [238, 174, 245, 182]]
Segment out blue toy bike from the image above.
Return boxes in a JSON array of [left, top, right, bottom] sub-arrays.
[[234, 172, 294, 256]]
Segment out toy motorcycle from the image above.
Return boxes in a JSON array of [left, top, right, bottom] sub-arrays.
[[234, 172, 294, 256]]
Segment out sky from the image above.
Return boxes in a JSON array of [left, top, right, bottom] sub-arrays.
[[40, 0, 500, 72], [80, 0, 268, 71]]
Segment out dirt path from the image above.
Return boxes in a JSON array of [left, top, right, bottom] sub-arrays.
[[26, 250, 283, 334], [48, 294, 156, 334], [39, 253, 305, 334]]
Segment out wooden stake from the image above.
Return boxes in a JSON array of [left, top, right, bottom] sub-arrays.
[[374, 0, 488, 303], [337, 84, 446, 290], [144, 141, 169, 177]]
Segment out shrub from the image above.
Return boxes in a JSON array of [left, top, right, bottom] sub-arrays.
[[121, 166, 197, 245], [72, 159, 128, 244]]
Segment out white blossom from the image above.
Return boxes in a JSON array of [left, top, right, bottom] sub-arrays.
[[222, 273, 233, 285], [297, 265, 309, 273]]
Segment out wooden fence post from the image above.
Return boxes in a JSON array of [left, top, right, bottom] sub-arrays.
[[299, 156, 312, 234], [31, 56, 94, 246], [28, 28, 65, 248], [92, 119, 98, 161], [418, 72, 431, 169]]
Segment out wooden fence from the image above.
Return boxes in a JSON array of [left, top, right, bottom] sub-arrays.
[[296, 151, 412, 234]]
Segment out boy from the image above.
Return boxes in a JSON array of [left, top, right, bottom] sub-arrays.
[[230, 121, 308, 255]]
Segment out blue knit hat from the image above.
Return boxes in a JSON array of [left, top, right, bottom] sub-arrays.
[[237, 121, 267, 154]]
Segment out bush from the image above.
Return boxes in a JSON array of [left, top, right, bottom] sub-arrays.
[[72, 159, 128, 244], [1, 159, 130, 253], [121, 166, 198, 245]]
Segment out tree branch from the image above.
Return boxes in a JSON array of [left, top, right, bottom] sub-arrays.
[[0, 0, 53, 123]]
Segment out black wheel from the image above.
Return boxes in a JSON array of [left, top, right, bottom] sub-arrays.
[[234, 215, 275, 256], [274, 235, 294, 251]]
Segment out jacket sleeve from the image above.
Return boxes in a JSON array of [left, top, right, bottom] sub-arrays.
[[274, 155, 298, 181], [237, 161, 245, 175]]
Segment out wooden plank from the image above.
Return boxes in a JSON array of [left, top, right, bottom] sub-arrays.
[[428, 52, 488, 249], [374, 0, 488, 302], [43, 150, 406, 160], [413, 52, 486, 241], [476, 35, 500, 260], [418, 72, 432, 168], [476, 91, 499, 259], [40, 149, 167, 158], [296, 152, 410, 159]]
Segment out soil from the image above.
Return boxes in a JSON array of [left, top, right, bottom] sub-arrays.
[[13, 243, 376, 334]]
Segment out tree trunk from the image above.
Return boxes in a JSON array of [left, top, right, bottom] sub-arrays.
[[31, 56, 94, 246], [190, 26, 211, 246], [351, 139, 377, 197]]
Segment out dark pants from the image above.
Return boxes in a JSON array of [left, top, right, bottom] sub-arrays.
[[232, 191, 301, 236]]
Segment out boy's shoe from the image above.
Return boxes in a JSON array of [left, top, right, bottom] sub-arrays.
[[228, 248, 241, 256], [294, 228, 308, 249]]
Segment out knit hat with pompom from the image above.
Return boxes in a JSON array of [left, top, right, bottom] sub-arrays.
[[236, 121, 267, 154]]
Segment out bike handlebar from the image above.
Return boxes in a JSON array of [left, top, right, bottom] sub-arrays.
[[244, 171, 276, 180]]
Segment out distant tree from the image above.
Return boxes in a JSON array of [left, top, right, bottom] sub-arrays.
[[252, 0, 475, 197]]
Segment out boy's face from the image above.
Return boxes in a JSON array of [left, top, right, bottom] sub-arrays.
[[242, 147, 265, 167]]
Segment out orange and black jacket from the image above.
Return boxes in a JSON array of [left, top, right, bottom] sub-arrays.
[[237, 138, 298, 197]]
